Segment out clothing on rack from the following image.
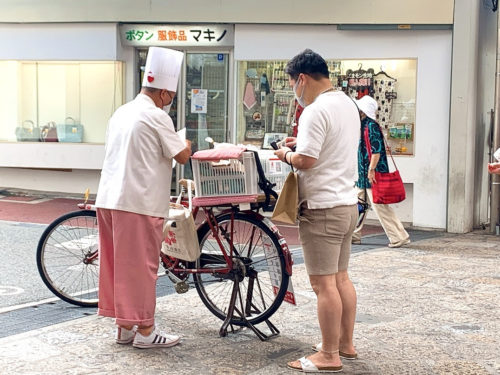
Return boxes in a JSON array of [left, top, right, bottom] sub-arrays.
[[373, 71, 397, 129], [243, 81, 257, 110], [342, 65, 374, 100]]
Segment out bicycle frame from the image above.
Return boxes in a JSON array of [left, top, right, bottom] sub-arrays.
[[79, 186, 296, 279], [78, 203, 246, 273], [160, 204, 294, 278]]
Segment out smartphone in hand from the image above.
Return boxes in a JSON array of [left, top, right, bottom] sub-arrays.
[[270, 140, 281, 150]]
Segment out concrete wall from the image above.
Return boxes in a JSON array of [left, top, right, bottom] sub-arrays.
[[447, 0, 499, 233], [0, 23, 119, 60], [0, 0, 454, 24], [473, 3, 498, 228], [0, 167, 101, 195]]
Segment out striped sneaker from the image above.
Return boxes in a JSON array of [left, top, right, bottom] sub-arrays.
[[115, 326, 137, 344], [132, 327, 180, 349]]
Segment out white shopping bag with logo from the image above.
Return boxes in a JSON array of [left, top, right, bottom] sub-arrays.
[[161, 180, 200, 261]]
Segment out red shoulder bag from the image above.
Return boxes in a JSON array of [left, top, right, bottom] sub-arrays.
[[364, 126, 406, 204]]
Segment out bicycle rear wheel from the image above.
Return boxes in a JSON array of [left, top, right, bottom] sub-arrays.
[[36, 210, 99, 307], [193, 212, 289, 326]]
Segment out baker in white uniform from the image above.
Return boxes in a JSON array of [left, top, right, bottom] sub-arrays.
[[95, 47, 191, 349]]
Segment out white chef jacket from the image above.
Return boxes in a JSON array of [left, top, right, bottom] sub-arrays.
[[95, 93, 186, 218]]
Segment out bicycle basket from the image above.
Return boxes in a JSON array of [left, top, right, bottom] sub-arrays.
[[161, 181, 200, 261], [191, 148, 259, 198]]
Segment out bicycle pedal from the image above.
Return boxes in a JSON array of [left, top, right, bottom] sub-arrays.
[[174, 281, 189, 294]]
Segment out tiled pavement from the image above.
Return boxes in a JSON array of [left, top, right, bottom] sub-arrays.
[[0, 231, 498, 374], [2, 188, 498, 374]]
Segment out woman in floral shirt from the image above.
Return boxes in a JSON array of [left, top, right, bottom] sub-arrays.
[[352, 95, 410, 248]]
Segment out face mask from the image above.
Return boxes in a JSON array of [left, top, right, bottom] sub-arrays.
[[293, 77, 306, 107], [163, 103, 172, 114], [162, 91, 173, 114]]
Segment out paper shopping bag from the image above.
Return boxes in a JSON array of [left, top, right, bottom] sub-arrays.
[[271, 171, 298, 224]]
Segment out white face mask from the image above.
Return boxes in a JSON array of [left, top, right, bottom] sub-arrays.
[[163, 103, 172, 114], [162, 91, 173, 114], [293, 77, 306, 107]]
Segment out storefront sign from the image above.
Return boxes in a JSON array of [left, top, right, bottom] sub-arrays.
[[120, 25, 234, 47]]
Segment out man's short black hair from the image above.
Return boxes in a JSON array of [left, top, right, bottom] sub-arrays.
[[285, 49, 329, 81]]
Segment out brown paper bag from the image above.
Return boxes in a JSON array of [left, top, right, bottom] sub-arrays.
[[271, 171, 298, 224]]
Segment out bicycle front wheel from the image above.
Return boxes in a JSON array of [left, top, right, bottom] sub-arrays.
[[194, 212, 289, 326], [36, 210, 99, 307]]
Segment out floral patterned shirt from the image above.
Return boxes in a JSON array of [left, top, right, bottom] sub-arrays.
[[356, 117, 389, 189]]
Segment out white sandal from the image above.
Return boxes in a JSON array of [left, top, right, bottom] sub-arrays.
[[287, 356, 343, 373]]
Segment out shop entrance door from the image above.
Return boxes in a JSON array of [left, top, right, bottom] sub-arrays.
[[138, 50, 230, 190], [183, 52, 229, 179]]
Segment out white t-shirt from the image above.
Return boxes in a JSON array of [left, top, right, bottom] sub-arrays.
[[295, 91, 360, 209], [95, 94, 186, 217]]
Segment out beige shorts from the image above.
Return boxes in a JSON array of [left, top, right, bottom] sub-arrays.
[[298, 204, 358, 275]]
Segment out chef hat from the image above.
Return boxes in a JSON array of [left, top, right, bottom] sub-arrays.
[[355, 95, 378, 121], [142, 47, 184, 92]]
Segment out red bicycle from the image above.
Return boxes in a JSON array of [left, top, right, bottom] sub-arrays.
[[36, 150, 294, 339]]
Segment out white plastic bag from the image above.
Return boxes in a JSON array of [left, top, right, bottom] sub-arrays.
[[161, 181, 200, 261]]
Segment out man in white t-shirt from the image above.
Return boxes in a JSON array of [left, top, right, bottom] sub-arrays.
[[95, 47, 191, 349], [274, 49, 360, 373]]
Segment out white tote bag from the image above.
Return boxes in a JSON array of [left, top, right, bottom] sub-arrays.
[[161, 181, 200, 261]]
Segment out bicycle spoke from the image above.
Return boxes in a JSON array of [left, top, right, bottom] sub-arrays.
[[38, 212, 99, 306], [194, 213, 288, 325]]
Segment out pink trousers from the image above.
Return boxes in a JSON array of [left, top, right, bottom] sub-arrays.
[[97, 208, 164, 326]]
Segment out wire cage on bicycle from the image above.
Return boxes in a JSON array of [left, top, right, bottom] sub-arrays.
[[191, 150, 259, 197]]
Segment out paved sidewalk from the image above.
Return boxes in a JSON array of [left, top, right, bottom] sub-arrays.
[[0, 231, 498, 374]]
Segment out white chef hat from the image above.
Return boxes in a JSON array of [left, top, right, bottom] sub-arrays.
[[142, 47, 184, 92], [355, 95, 378, 121]]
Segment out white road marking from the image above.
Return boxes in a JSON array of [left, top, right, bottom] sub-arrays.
[[0, 286, 24, 296]]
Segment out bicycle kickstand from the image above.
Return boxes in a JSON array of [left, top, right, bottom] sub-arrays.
[[219, 277, 241, 338], [218, 278, 280, 341]]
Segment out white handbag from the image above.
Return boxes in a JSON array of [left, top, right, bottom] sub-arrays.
[[161, 181, 200, 261]]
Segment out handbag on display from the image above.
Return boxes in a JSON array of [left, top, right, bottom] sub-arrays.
[[271, 169, 298, 224], [161, 180, 200, 261], [57, 117, 84, 143], [364, 125, 406, 204], [15, 120, 41, 142], [41, 122, 59, 142]]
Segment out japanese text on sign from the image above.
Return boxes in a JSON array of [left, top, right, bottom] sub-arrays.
[[121, 25, 234, 47]]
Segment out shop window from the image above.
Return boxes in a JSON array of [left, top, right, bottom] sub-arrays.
[[237, 59, 417, 156], [0, 61, 124, 143]]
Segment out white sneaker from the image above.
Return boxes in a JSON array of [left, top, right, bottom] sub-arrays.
[[132, 327, 180, 349], [115, 326, 137, 344]]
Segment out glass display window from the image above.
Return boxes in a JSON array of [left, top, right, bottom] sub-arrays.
[[237, 58, 417, 156], [0, 61, 124, 143]]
